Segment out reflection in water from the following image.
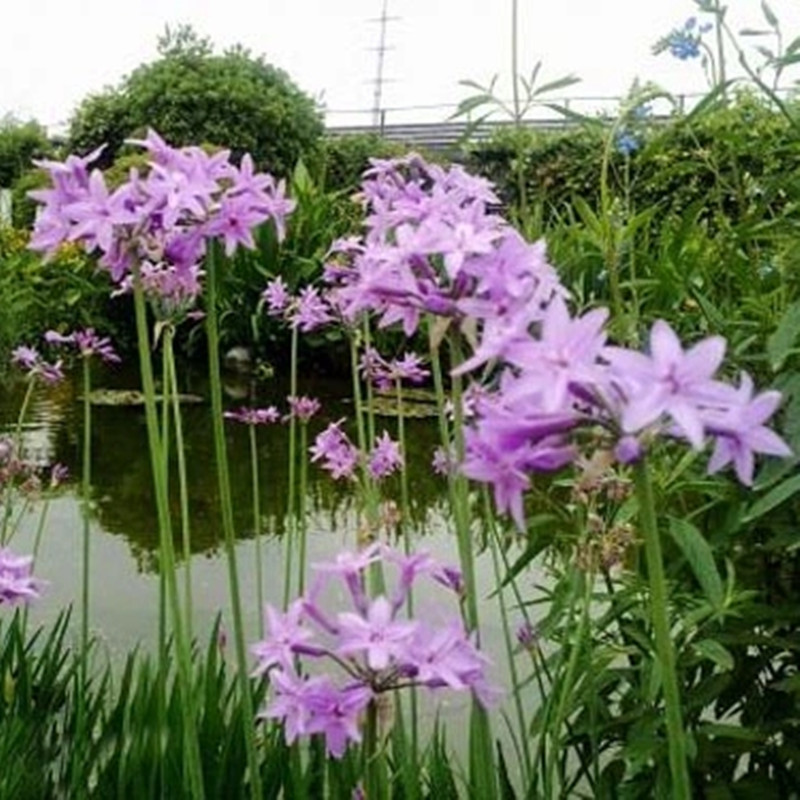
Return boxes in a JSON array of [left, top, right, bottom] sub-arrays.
[[1, 364, 531, 766], [0, 362, 450, 577]]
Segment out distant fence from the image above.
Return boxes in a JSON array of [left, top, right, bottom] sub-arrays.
[[322, 88, 794, 152], [322, 92, 708, 151]]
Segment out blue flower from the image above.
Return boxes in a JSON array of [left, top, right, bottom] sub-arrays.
[[668, 31, 701, 60], [615, 131, 640, 157]]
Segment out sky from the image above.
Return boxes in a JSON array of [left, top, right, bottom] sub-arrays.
[[2, 0, 800, 133]]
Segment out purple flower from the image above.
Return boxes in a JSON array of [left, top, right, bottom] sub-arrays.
[[0, 549, 42, 605], [28, 131, 294, 285], [10, 345, 39, 371], [310, 421, 359, 480], [251, 601, 315, 675], [606, 320, 727, 448], [254, 545, 494, 757], [114, 262, 205, 322], [368, 431, 403, 479], [49, 463, 69, 488], [337, 595, 418, 669], [290, 286, 333, 332], [262, 276, 291, 316], [45, 328, 120, 364], [615, 435, 643, 465], [389, 352, 429, 384], [406, 621, 487, 691], [259, 668, 316, 745], [516, 621, 539, 650], [11, 346, 63, 384], [705, 373, 791, 485], [286, 395, 321, 423], [303, 681, 373, 758]]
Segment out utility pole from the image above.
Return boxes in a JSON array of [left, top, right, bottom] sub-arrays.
[[368, 0, 399, 130]]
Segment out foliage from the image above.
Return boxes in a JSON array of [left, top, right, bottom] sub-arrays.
[[67, 25, 323, 176], [0, 228, 118, 365], [318, 133, 409, 194], [209, 160, 363, 368], [0, 117, 52, 189]]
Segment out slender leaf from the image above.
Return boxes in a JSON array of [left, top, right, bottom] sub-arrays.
[[743, 473, 800, 523], [668, 517, 724, 609]]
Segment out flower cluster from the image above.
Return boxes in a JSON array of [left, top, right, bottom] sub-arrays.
[[286, 395, 321, 423], [656, 17, 712, 61], [330, 154, 790, 529], [11, 346, 63, 384], [262, 277, 334, 333], [459, 304, 791, 528], [311, 422, 403, 482], [114, 261, 205, 323], [252, 544, 492, 758], [0, 548, 42, 606], [45, 328, 120, 364], [29, 129, 294, 288], [359, 347, 429, 391], [323, 155, 563, 340]]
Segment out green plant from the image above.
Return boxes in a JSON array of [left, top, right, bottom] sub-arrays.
[[0, 117, 52, 189], [68, 25, 323, 177]]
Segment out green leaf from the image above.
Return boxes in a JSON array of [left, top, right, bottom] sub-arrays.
[[761, 0, 779, 28], [451, 95, 495, 119], [667, 517, 724, 609], [772, 672, 800, 693], [739, 28, 770, 36], [756, 45, 776, 61], [767, 300, 800, 371], [698, 723, 765, 742], [742, 473, 800, 523], [532, 74, 581, 97], [786, 35, 800, 55], [693, 639, 734, 671]]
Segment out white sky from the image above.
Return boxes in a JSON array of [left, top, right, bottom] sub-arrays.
[[2, 0, 800, 131]]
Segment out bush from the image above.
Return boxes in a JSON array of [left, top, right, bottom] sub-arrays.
[[0, 228, 119, 365], [466, 91, 800, 231], [318, 133, 409, 193], [0, 117, 52, 189], [67, 25, 323, 177]]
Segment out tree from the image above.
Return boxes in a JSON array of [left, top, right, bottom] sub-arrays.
[[68, 26, 324, 175]]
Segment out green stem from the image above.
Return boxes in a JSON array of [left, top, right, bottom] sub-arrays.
[[248, 423, 265, 632], [546, 565, 593, 797], [713, 0, 727, 98], [395, 378, 418, 771], [485, 495, 532, 786], [165, 328, 194, 642], [634, 461, 691, 799], [1, 379, 36, 545], [297, 422, 308, 595], [80, 356, 92, 668], [72, 357, 92, 793], [132, 267, 205, 800], [204, 242, 262, 797], [283, 325, 299, 609], [428, 327, 495, 798]]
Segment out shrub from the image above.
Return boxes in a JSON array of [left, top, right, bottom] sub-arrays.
[[67, 25, 323, 177], [0, 117, 52, 189]]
